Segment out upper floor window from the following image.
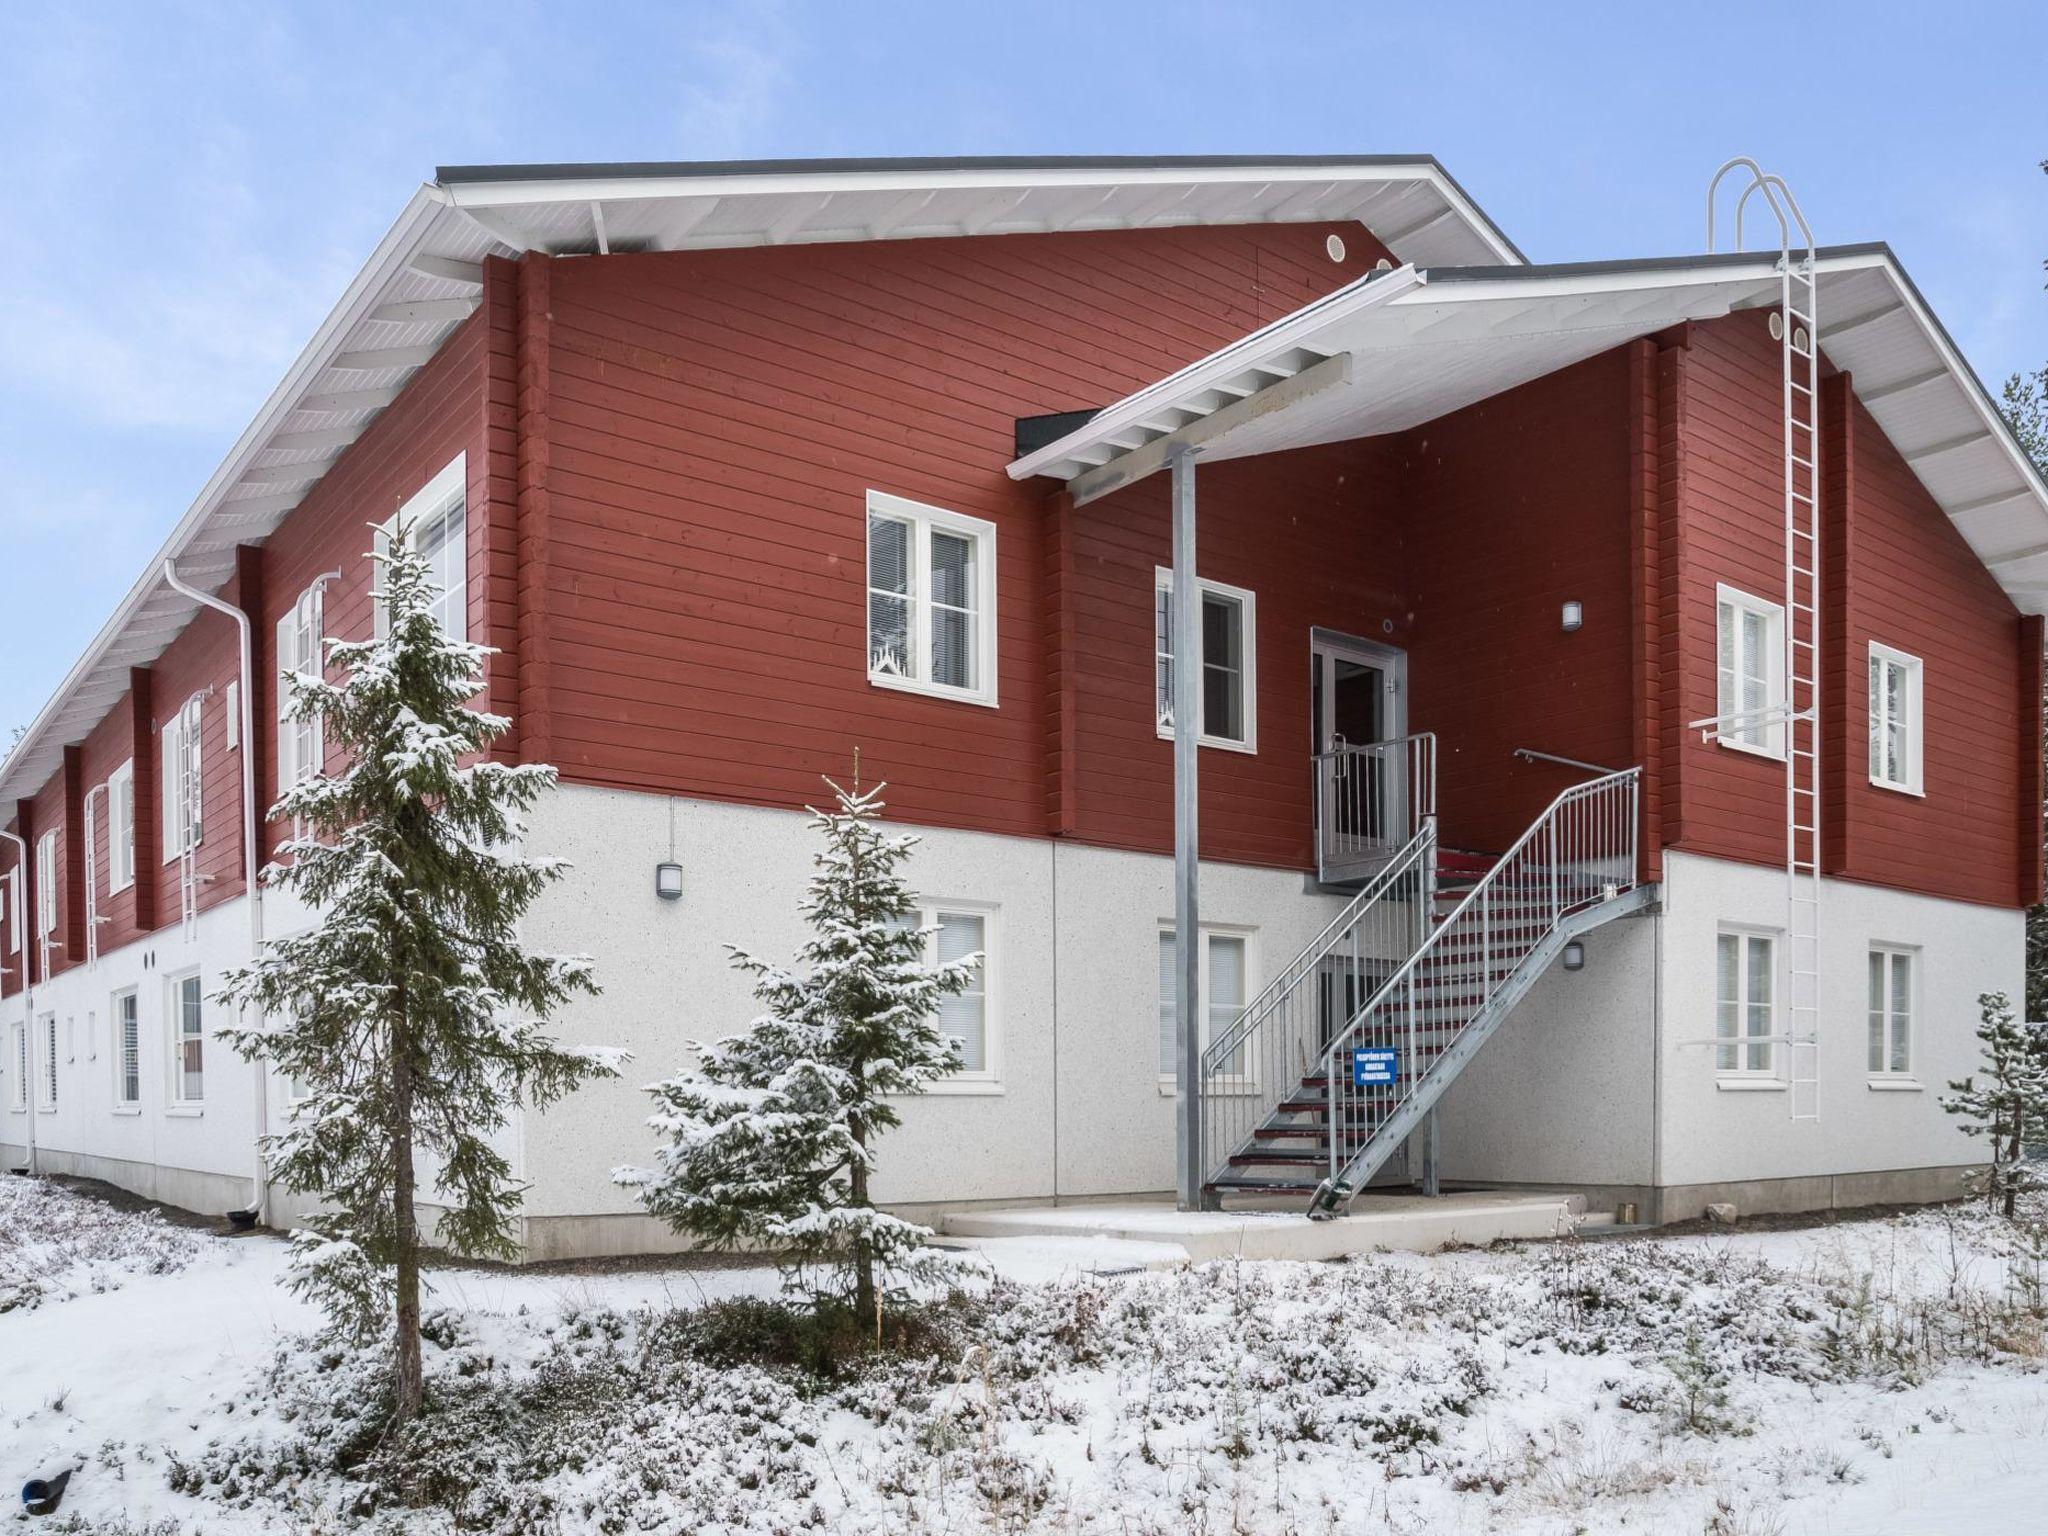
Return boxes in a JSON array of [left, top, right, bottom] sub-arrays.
[[375, 456, 468, 644], [1868, 643, 1924, 794], [277, 583, 327, 792], [34, 831, 56, 939], [1867, 945, 1915, 1078], [160, 693, 205, 863], [1154, 570, 1256, 752], [1714, 928, 1776, 1076], [106, 760, 136, 894], [865, 491, 998, 707], [1715, 585, 1784, 757]]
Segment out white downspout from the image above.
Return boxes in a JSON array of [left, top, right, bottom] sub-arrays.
[[161, 560, 268, 1225], [0, 832, 35, 1175]]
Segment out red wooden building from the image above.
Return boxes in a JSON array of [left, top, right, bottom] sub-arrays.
[[4, 158, 2041, 1255]]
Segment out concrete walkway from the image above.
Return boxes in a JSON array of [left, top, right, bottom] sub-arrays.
[[936, 1190, 1587, 1266]]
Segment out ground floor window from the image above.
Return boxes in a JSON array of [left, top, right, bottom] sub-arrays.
[[40, 1013, 58, 1106], [1715, 930, 1775, 1075], [168, 973, 204, 1105], [1867, 946, 1915, 1077], [1158, 927, 1252, 1077], [8, 1021, 24, 1109], [112, 988, 140, 1107], [894, 904, 996, 1082]]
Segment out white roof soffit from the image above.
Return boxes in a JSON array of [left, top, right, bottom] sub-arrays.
[[1009, 244, 2048, 617], [1, 156, 1522, 810], [434, 155, 1525, 268]]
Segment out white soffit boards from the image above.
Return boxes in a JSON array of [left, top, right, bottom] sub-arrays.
[[1009, 245, 2048, 617]]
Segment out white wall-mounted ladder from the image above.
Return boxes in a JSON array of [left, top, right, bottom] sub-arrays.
[[1701, 158, 1822, 1122]]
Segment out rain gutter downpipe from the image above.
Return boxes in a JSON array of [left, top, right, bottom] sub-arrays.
[[0, 829, 34, 1175], [161, 559, 268, 1226]]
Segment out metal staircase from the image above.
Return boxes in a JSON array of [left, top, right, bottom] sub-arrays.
[[1199, 768, 1647, 1213]]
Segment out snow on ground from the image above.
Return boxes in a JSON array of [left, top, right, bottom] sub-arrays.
[[2, 1175, 2045, 1535]]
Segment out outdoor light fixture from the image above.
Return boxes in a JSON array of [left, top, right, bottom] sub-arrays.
[[1561, 600, 1584, 633], [1562, 940, 1586, 972], [655, 861, 684, 901]]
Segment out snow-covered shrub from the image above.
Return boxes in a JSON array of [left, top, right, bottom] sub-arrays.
[[0, 1176, 205, 1315]]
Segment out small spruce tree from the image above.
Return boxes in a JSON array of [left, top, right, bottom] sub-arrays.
[[617, 767, 977, 1318], [1941, 991, 2048, 1219], [217, 516, 623, 1421]]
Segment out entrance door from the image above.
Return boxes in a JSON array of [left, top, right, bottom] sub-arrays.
[[1310, 631, 1406, 876]]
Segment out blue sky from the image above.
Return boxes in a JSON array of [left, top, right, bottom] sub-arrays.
[[1, 0, 2042, 741]]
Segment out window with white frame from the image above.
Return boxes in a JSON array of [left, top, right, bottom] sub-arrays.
[[1154, 570, 1256, 751], [8, 1020, 24, 1109], [865, 491, 998, 705], [1868, 643, 1924, 794], [918, 905, 995, 1080], [168, 972, 204, 1106], [1715, 929, 1776, 1075], [112, 988, 140, 1108], [277, 583, 327, 793], [1715, 585, 1785, 756], [1158, 927, 1252, 1077], [7, 867, 19, 957], [39, 1013, 56, 1107], [375, 456, 469, 643], [1867, 946, 1915, 1078], [160, 694, 205, 863], [107, 760, 136, 893], [34, 831, 56, 940]]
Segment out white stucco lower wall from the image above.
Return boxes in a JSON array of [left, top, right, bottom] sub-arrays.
[[514, 785, 1357, 1231], [1654, 850, 2019, 1193]]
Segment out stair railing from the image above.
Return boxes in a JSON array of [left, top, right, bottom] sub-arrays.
[[1313, 767, 1641, 1211], [1197, 819, 1436, 1195], [1314, 731, 1436, 883]]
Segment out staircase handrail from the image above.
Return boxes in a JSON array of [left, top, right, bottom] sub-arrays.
[[1313, 766, 1641, 1081], [1201, 819, 1435, 1076]]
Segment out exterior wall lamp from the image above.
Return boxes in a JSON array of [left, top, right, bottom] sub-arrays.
[[1561, 600, 1584, 633], [1562, 939, 1586, 972], [655, 861, 684, 901]]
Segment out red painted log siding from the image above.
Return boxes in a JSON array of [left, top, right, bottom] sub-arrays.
[[1068, 439, 1409, 864], [529, 220, 1390, 834], [1400, 348, 1639, 855], [256, 305, 494, 860], [1668, 311, 2027, 906]]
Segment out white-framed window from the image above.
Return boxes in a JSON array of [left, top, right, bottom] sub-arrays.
[[160, 693, 205, 863], [375, 455, 469, 643], [1158, 926, 1253, 1078], [7, 866, 20, 957], [1154, 569, 1257, 752], [1715, 928, 1777, 1076], [8, 1020, 24, 1110], [106, 760, 136, 894], [167, 971, 204, 1106], [112, 988, 140, 1109], [277, 582, 327, 793], [865, 491, 998, 706], [1868, 643, 1924, 795], [34, 830, 56, 939], [38, 1013, 57, 1108], [1714, 584, 1785, 757], [1867, 945, 1916, 1078], [896, 903, 997, 1086]]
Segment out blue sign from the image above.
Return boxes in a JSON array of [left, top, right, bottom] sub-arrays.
[[1352, 1047, 1399, 1087]]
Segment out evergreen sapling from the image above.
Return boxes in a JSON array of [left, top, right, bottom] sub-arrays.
[[1941, 991, 2048, 1219]]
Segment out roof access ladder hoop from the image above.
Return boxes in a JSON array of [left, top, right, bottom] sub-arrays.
[[1703, 158, 1822, 1122]]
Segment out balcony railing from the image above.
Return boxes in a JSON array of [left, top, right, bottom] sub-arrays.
[[1314, 731, 1436, 884]]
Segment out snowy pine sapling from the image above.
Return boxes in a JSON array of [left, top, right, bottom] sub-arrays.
[[1941, 991, 2048, 1219], [216, 515, 623, 1422], [617, 769, 977, 1319]]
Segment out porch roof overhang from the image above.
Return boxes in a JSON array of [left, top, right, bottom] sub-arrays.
[[1008, 243, 2048, 617], [0, 154, 1522, 815]]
